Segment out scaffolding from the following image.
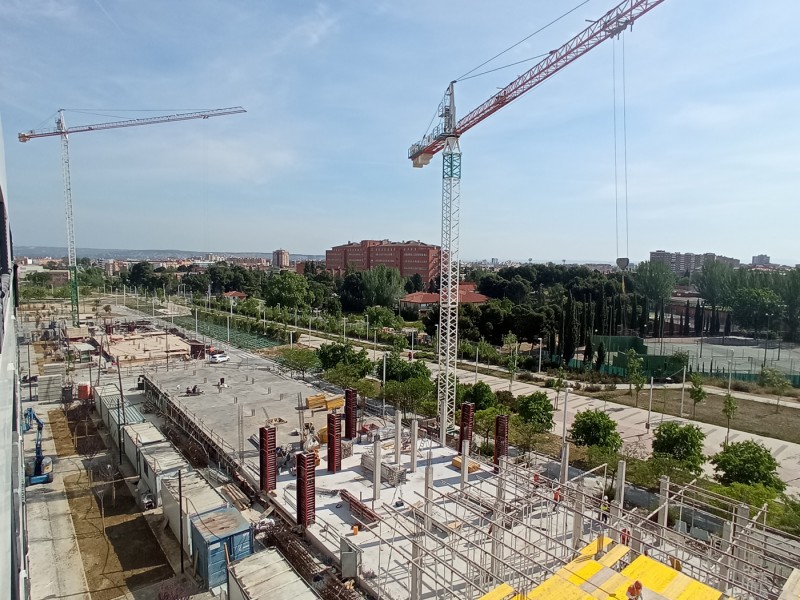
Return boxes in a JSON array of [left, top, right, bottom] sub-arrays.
[[365, 452, 800, 600]]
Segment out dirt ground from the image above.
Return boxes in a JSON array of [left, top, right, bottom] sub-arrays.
[[63, 473, 174, 600], [50, 407, 174, 600], [48, 407, 105, 458], [590, 388, 800, 444]]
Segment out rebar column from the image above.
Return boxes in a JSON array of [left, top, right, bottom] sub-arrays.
[[410, 420, 418, 473]]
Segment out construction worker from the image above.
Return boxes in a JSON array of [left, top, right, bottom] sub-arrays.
[[552, 486, 562, 513], [600, 495, 610, 524], [626, 580, 643, 599]]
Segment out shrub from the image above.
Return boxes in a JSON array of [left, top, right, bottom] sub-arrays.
[[711, 440, 785, 491], [569, 410, 623, 451]]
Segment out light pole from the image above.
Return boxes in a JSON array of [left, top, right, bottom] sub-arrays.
[[679, 365, 686, 418], [559, 387, 572, 484], [538, 337, 543, 373], [646, 376, 654, 431], [474, 344, 479, 385], [659, 377, 672, 426], [763, 312, 773, 367]]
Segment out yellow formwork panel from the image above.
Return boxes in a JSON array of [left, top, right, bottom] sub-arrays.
[[673, 578, 727, 600], [555, 559, 605, 587], [579, 537, 613, 557], [598, 544, 630, 568], [590, 572, 635, 598], [478, 583, 516, 600], [621, 555, 679, 592], [524, 576, 595, 600]]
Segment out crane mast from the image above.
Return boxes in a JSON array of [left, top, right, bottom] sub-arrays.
[[20, 106, 246, 325], [409, 0, 666, 443]]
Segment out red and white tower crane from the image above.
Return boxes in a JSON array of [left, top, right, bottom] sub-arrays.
[[408, 0, 666, 444], [19, 106, 247, 325]]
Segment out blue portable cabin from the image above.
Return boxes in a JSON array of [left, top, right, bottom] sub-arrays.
[[191, 506, 253, 589]]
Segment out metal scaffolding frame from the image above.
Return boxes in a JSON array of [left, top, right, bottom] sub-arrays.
[[366, 455, 800, 600]]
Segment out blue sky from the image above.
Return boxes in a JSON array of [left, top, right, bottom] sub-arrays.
[[2, 1, 799, 265]]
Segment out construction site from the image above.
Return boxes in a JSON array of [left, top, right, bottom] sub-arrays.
[[8, 0, 800, 598]]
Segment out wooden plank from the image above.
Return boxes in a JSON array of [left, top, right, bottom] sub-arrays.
[[597, 544, 629, 568], [451, 455, 480, 473]]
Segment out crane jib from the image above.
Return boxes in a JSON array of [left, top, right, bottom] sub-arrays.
[[407, 0, 666, 164]]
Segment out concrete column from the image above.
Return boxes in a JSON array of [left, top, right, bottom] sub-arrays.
[[424, 465, 433, 532], [610, 459, 627, 542], [658, 475, 670, 529], [491, 458, 506, 577], [718, 520, 733, 589], [395, 411, 402, 466], [410, 420, 418, 473], [410, 528, 422, 600], [460, 440, 469, 490], [572, 482, 584, 550], [559, 442, 570, 484], [629, 526, 642, 554], [373, 434, 382, 504], [733, 503, 750, 584]]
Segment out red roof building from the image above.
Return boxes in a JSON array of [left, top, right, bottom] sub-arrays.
[[400, 287, 488, 316], [222, 291, 247, 300]]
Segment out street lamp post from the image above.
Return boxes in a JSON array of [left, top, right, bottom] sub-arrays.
[[763, 312, 773, 367], [646, 376, 654, 430], [679, 366, 686, 417], [474, 344, 480, 385], [538, 337, 543, 373], [559, 387, 572, 484], [659, 377, 672, 426]]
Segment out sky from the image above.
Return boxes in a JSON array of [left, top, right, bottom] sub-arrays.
[[1, 0, 799, 265]]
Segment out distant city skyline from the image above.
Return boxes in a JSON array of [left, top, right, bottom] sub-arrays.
[[3, 2, 799, 265]]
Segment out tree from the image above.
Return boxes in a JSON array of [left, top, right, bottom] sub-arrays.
[[263, 271, 310, 309], [583, 337, 594, 367], [695, 260, 733, 335], [711, 440, 785, 491], [517, 391, 554, 431], [502, 332, 519, 391], [569, 410, 623, 451], [652, 422, 705, 473], [562, 294, 578, 365], [475, 407, 505, 444], [722, 392, 737, 445], [381, 351, 431, 383], [462, 381, 496, 411], [384, 377, 434, 418], [277, 348, 318, 379], [361, 265, 405, 308], [731, 287, 782, 335], [689, 372, 706, 418], [626, 349, 646, 407], [316, 342, 372, 377], [595, 342, 606, 372], [635, 261, 676, 309], [25, 271, 50, 287], [759, 367, 790, 412], [509, 415, 543, 454], [322, 363, 364, 390], [103, 304, 112, 314]]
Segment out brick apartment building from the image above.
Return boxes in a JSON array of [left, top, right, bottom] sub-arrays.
[[326, 240, 440, 282]]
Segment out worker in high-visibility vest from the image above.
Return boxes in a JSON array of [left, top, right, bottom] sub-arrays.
[[600, 495, 610, 524]]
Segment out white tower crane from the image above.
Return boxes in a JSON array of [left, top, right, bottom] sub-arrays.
[[19, 106, 247, 325], [408, 0, 667, 445]]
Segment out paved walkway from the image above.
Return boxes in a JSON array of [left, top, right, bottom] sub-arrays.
[[25, 405, 91, 600]]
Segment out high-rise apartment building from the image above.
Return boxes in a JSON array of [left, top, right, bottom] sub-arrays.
[[326, 240, 440, 282], [649, 250, 740, 274], [272, 249, 290, 269], [752, 254, 771, 266]]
